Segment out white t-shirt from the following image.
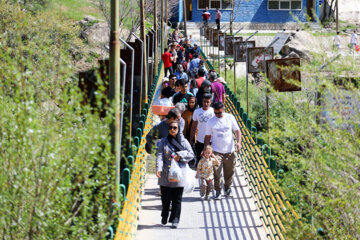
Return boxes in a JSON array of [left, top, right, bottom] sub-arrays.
[[351, 33, 357, 44], [192, 107, 214, 143], [334, 35, 341, 45], [205, 113, 240, 154]]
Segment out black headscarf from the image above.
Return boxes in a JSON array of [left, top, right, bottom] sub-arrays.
[[186, 96, 197, 112], [167, 130, 185, 152]]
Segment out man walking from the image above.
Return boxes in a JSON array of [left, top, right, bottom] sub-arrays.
[[190, 93, 214, 167], [215, 8, 221, 30], [162, 48, 174, 77], [350, 30, 358, 54], [209, 72, 225, 103], [202, 7, 210, 27], [204, 102, 242, 200]]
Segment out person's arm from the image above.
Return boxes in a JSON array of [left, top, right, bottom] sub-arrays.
[[204, 121, 212, 147], [195, 160, 201, 179], [211, 155, 220, 166], [235, 129, 242, 152], [204, 135, 211, 148], [190, 120, 198, 144], [155, 140, 165, 178], [178, 139, 195, 163]]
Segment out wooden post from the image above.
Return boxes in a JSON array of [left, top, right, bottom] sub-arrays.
[[154, 0, 158, 80], [161, 0, 164, 53], [109, 0, 121, 202], [165, 0, 168, 44], [336, 0, 339, 32], [234, 46, 236, 93], [183, 0, 187, 37], [140, 0, 147, 102]]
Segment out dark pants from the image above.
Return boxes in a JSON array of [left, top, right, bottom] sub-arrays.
[[160, 186, 184, 223], [216, 19, 220, 30], [203, 19, 208, 27], [165, 66, 173, 77], [194, 141, 204, 168]]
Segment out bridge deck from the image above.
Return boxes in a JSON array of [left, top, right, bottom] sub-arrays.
[[136, 165, 267, 240]]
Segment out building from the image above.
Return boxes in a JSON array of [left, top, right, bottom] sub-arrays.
[[172, 0, 320, 24]]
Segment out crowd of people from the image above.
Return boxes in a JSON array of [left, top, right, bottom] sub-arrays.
[[148, 32, 242, 228]]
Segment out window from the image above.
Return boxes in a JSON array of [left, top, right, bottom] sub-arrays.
[[222, 0, 233, 9], [268, 0, 302, 10], [199, 0, 209, 9], [198, 0, 233, 9], [211, 0, 220, 9]]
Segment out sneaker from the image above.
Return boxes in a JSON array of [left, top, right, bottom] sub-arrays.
[[214, 190, 221, 200], [225, 188, 232, 197], [161, 217, 167, 225], [171, 222, 178, 229], [200, 195, 206, 200], [205, 195, 210, 201]]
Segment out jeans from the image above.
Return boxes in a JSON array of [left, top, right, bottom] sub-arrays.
[[165, 66, 173, 77], [160, 186, 184, 223]]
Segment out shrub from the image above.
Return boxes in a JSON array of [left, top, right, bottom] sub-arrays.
[[0, 2, 115, 239]]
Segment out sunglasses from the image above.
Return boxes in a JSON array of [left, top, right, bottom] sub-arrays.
[[214, 111, 223, 115], [169, 126, 178, 130]]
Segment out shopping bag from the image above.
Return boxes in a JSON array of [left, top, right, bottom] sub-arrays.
[[356, 45, 360, 52], [168, 159, 183, 183], [183, 164, 197, 193]]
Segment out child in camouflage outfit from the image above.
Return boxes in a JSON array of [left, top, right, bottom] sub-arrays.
[[195, 145, 220, 200]]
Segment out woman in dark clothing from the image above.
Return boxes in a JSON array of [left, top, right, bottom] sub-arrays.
[[182, 96, 197, 141], [156, 121, 195, 228], [196, 80, 212, 108]]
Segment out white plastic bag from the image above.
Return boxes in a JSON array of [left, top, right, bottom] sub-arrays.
[[168, 159, 183, 183], [183, 164, 197, 193]]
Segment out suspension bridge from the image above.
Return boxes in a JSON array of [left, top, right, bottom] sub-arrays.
[[109, 25, 300, 239]]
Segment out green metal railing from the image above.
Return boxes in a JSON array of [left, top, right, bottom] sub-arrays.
[[200, 49, 300, 240]]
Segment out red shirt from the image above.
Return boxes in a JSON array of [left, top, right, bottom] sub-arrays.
[[196, 77, 205, 88], [162, 52, 172, 68]]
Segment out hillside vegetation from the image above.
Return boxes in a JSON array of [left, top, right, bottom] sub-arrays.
[[0, 1, 115, 239]]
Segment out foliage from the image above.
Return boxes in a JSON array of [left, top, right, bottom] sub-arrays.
[[213, 28, 360, 237], [0, 1, 115, 239]]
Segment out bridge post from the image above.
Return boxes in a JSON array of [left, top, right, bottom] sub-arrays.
[[109, 0, 121, 203]]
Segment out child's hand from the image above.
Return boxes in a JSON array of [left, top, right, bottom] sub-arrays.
[[173, 155, 180, 162], [195, 173, 199, 179]]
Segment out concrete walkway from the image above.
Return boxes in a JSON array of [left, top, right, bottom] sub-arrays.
[[136, 165, 267, 240]]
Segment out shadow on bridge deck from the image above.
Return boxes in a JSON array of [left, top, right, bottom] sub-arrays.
[[136, 165, 267, 240]]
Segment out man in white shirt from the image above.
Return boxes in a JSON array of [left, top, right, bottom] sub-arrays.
[[190, 93, 214, 168], [204, 102, 242, 200], [333, 32, 341, 51]]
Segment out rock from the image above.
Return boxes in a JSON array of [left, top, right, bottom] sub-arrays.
[[285, 51, 300, 59], [280, 31, 318, 61], [84, 15, 97, 22], [281, 41, 311, 61]]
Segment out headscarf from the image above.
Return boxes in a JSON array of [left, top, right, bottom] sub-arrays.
[[167, 130, 185, 152], [186, 96, 197, 112]]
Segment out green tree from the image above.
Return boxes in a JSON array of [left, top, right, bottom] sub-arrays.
[[0, 1, 116, 239]]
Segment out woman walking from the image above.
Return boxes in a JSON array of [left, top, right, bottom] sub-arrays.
[[156, 121, 195, 228]]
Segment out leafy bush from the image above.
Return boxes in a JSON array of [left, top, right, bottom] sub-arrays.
[[220, 37, 359, 238], [0, 2, 115, 239]]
